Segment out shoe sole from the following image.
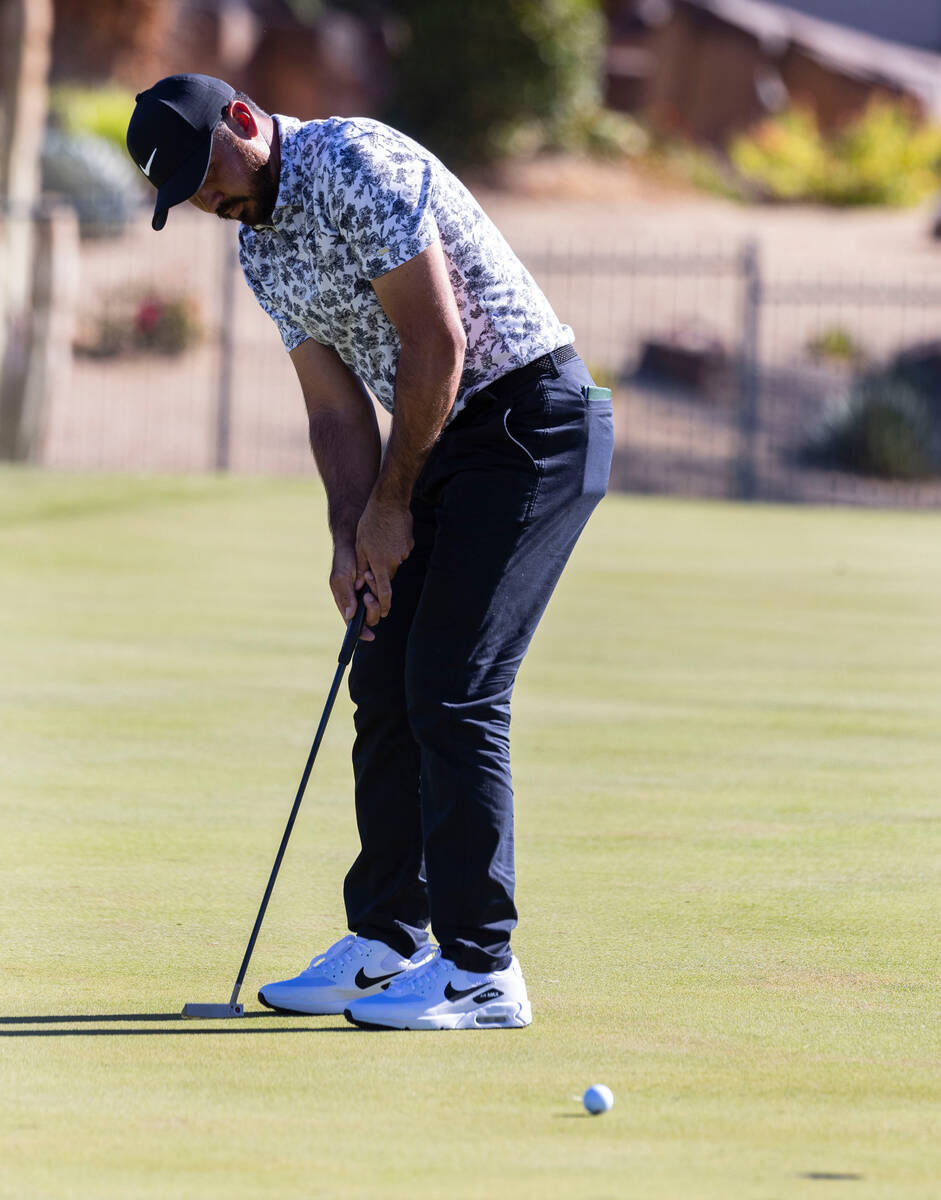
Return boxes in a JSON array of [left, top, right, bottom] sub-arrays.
[[257, 990, 343, 1016], [257, 973, 406, 1016], [343, 1003, 532, 1031]]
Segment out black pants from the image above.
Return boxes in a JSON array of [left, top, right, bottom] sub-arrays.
[[344, 351, 613, 972]]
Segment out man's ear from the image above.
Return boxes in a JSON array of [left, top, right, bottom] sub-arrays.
[[227, 100, 258, 138]]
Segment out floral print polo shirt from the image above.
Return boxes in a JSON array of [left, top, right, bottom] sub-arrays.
[[238, 115, 572, 422]]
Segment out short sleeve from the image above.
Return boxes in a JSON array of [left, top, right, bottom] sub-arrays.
[[323, 127, 440, 280], [238, 229, 309, 352]]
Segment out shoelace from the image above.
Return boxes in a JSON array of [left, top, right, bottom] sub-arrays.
[[384, 947, 445, 997], [305, 933, 358, 972]]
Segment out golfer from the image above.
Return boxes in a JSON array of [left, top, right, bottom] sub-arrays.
[[127, 73, 613, 1030]]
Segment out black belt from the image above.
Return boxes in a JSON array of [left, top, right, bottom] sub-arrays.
[[485, 344, 578, 400], [448, 345, 578, 430]]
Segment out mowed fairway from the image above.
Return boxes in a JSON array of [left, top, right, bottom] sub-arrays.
[[1, 468, 939, 1199]]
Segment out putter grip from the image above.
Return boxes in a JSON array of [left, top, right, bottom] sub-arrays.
[[338, 592, 367, 665]]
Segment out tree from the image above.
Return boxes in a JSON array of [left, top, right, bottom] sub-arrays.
[[0, 0, 54, 460], [380, 0, 606, 166]]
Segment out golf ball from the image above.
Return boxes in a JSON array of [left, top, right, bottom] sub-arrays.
[[583, 1084, 614, 1115]]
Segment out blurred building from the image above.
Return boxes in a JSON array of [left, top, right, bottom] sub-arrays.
[[604, 0, 941, 142], [50, 0, 391, 118], [776, 0, 941, 51]]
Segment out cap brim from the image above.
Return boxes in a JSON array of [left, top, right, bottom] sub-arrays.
[[151, 135, 214, 231]]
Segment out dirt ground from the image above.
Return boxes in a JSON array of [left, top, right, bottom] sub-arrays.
[[40, 154, 941, 505]]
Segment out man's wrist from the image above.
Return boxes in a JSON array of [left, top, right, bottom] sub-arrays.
[[329, 505, 366, 546], [331, 527, 358, 555], [373, 482, 411, 509], [374, 455, 420, 508]]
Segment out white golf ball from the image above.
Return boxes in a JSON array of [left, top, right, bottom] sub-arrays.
[[583, 1083, 614, 1115]]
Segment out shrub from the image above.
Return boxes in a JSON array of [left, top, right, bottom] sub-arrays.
[[134, 295, 203, 355], [41, 128, 143, 238], [584, 362, 618, 392], [829, 101, 941, 206], [731, 107, 829, 201], [658, 141, 747, 201], [806, 325, 864, 366], [730, 102, 941, 207], [49, 85, 137, 155], [805, 377, 937, 479], [544, 105, 649, 160], [76, 291, 202, 358]]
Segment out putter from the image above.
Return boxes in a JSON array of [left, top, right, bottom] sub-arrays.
[[182, 593, 367, 1019]]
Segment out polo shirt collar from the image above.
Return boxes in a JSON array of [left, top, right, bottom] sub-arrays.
[[245, 113, 304, 232]]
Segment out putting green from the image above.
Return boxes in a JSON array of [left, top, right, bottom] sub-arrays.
[[1, 469, 938, 1198]]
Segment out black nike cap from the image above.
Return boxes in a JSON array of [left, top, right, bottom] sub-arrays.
[[126, 74, 236, 230]]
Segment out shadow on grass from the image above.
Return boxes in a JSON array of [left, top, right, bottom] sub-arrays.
[[800, 1174, 863, 1182], [0, 1012, 353, 1037]]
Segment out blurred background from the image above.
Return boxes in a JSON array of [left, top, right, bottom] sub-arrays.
[[4, 0, 941, 504]]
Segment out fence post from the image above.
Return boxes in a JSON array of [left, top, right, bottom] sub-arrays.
[[214, 226, 239, 471], [735, 239, 762, 501]]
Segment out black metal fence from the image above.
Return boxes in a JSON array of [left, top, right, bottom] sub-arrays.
[[8, 205, 941, 507], [526, 238, 941, 507]]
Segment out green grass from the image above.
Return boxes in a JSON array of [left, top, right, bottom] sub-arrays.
[[1, 470, 939, 1199]]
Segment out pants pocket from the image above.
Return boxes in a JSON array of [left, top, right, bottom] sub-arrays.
[[582, 386, 614, 497], [501, 404, 543, 523]]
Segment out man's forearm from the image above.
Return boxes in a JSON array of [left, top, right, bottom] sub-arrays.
[[308, 408, 381, 545], [376, 334, 465, 506]]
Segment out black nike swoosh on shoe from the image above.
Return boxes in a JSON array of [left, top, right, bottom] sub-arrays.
[[354, 967, 401, 990], [444, 982, 487, 1002]]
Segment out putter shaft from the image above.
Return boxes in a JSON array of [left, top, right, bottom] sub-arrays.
[[183, 596, 367, 1020]]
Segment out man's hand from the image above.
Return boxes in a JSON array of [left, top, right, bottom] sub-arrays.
[[355, 492, 415, 621], [330, 540, 378, 642]]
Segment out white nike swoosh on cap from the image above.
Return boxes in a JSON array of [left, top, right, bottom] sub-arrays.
[[140, 147, 157, 177]]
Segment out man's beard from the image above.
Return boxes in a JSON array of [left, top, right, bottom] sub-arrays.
[[217, 152, 279, 227]]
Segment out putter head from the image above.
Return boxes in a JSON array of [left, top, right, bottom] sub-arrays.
[[180, 1002, 244, 1019]]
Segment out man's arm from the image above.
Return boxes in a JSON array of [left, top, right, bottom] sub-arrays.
[[361, 239, 467, 616], [289, 338, 382, 636]]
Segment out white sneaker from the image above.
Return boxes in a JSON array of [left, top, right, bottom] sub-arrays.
[[344, 948, 532, 1030], [258, 934, 433, 1015]]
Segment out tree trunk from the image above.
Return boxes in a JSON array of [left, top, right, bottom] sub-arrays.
[[0, 0, 54, 461]]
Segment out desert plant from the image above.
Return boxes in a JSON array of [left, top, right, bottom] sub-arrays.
[[828, 101, 941, 206], [731, 107, 829, 201], [658, 141, 747, 201], [806, 325, 864, 365]]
